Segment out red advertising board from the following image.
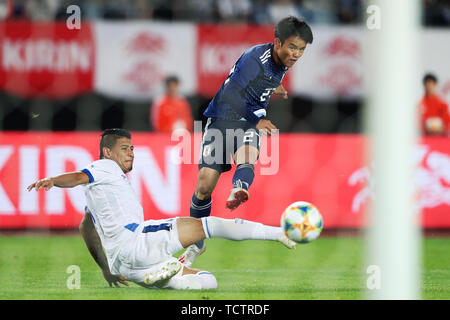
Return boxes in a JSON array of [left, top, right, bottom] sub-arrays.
[[0, 132, 449, 229], [0, 22, 95, 98], [196, 24, 292, 97]]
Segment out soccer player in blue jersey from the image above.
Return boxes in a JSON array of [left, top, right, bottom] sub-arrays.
[[179, 16, 313, 266]]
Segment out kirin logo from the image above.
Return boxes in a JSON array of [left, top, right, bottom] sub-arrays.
[[323, 36, 361, 59], [122, 61, 164, 92], [318, 35, 362, 96], [348, 145, 450, 213], [319, 65, 362, 95], [126, 32, 165, 55], [122, 31, 166, 92]]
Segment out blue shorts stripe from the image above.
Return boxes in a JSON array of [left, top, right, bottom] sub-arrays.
[[142, 223, 172, 233], [124, 223, 139, 232], [204, 217, 211, 238]]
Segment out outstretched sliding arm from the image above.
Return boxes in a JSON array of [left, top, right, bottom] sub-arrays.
[[27, 171, 129, 287], [27, 171, 90, 191], [79, 209, 129, 288]]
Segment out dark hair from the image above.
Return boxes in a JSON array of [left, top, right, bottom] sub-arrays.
[[275, 16, 313, 45], [99, 128, 131, 159], [423, 73, 437, 85]]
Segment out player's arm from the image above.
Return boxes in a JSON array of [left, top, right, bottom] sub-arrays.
[[273, 84, 288, 99], [27, 171, 90, 192], [222, 79, 262, 124], [223, 55, 278, 135], [79, 209, 129, 288], [222, 54, 266, 124], [223, 82, 277, 136]]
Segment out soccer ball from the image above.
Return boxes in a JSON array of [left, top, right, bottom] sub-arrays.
[[281, 201, 323, 243]]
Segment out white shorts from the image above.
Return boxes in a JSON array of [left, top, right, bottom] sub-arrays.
[[112, 217, 184, 284]]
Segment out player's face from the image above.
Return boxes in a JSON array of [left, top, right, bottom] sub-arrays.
[[107, 137, 135, 173], [274, 36, 307, 68]]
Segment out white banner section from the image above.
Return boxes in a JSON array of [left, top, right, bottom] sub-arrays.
[[290, 26, 363, 100], [94, 22, 196, 101], [290, 26, 450, 102]]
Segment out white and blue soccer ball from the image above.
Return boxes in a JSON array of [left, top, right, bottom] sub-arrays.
[[281, 201, 323, 244]]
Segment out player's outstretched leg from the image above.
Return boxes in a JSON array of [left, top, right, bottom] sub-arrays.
[[176, 216, 296, 252], [179, 167, 220, 267], [133, 261, 217, 290], [202, 217, 296, 249], [157, 266, 218, 290]]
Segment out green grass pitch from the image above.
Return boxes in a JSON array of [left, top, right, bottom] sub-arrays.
[[0, 234, 449, 300]]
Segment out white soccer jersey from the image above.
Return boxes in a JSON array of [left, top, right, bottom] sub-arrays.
[[81, 159, 144, 268]]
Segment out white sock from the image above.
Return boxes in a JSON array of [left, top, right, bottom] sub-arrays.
[[201, 217, 284, 241]]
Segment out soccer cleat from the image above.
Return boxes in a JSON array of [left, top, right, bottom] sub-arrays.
[[178, 243, 206, 267], [143, 260, 182, 285], [225, 187, 249, 211], [278, 235, 297, 249]]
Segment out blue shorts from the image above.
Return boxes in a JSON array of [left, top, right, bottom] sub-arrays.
[[198, 118, 261, 173]]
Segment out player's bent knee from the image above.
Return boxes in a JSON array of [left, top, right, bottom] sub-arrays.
[[196, 271, 218, 290], [195, 184, 214, 199], [164, 269, 217, 290]]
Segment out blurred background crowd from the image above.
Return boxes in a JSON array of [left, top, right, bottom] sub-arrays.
[[3, 0, 450, 26], [0, 0, 449, 135]]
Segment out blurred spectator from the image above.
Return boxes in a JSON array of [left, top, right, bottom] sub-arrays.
[[249, 0, 272, 24], [7, 0, 27, 20], [215, 0, 251, 22], [0, 0, 13, 20], [418, 73, 450, 136], [101, 0, 129, 19], [152, 0, 175, 20], [25, 0, 59, 20], [151, 76, 193, 133], [299, 0, 338, 24], [268, 0, 299, 24], [3, 0, 450, 26], [336, 0, 362, 24], [182, 0, 216, 22], [423, 0, 450, 26]]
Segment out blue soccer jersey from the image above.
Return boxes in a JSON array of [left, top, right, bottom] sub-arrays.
[[203, 43, 288, 125]]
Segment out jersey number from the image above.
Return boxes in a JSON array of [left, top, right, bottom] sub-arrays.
[[260, 88, 275, 102]]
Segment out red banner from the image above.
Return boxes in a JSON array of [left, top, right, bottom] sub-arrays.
[[0, 22, 95, 98], [196, 24, 292, 97], [0, 132, 449, 229]]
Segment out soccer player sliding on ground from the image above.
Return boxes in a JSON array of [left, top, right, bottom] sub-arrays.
[[27, 129, 296, 290], [181, 16, 313, 266]]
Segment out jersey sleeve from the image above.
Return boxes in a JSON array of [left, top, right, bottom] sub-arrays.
[[81, 160, 118, 184], [222, 54, 264, 124], [229, 53, 262, 89]]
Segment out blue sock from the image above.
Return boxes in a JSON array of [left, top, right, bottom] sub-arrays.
[[232, 163, 254, 190], [190, 193, 212, 249], [190, 194, 212, 218]]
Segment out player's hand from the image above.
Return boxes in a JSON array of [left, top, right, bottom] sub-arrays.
[[273, 85, 288, 99], [256, 119, 277, 137], [102, 270, 130, 288], [27, 178, 54, 192]]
